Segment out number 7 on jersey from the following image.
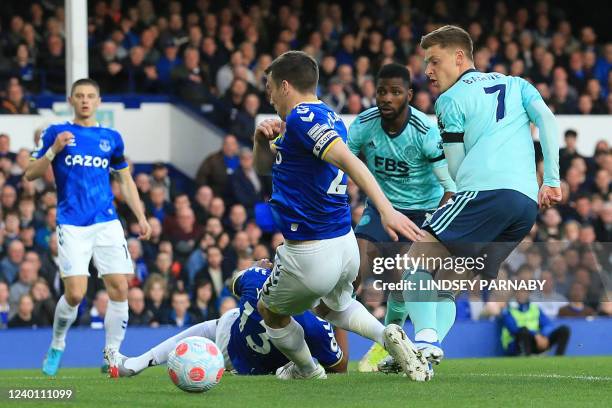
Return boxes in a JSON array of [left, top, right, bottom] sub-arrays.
[[483, 84, 506, 122]]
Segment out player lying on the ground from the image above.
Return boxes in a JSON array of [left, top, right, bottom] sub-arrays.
[[118, 260, 348, 376], [382, 25, 560, 377]]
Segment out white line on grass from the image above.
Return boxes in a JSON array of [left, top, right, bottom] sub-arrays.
[[445, 373, 612, 382]]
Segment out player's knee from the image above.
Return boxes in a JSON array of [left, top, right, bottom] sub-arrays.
[[257, 299, 271, 321], [105, 278, 129, 301], [64, 292, 84, 307]]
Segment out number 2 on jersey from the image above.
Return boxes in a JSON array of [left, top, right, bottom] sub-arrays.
[[483, 84, 506, 121], [327, 169, 347, 195]]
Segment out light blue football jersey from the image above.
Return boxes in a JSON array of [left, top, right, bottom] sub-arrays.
[[435, 69, 545, 202], [270, 101, 351, 240], [31, 122, 128, 226], [348, 106, 445, 210]]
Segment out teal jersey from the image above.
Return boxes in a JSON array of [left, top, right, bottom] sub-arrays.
[[348, 106, 446, 210], [435, 69, 544, 202]]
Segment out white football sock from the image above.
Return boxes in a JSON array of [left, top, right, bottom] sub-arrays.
[[265, 318, 317, 374], [104, 300, 129, 351], [323, 299, 385, 346], [125, 320, 219, 373], [51, 295, 78, 350]]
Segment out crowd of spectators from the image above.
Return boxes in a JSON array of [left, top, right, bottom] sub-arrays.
[[0, 0, 610, 331], [0, 0, 611, 140]]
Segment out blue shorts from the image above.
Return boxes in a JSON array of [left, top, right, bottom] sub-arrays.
[[355, 201, 429, 243], [422, 189, 537, 278]]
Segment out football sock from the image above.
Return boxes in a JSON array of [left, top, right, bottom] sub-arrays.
[[104, 300, 129, 351], [385, 295, 409, 326], [436, 291, 456, 342], [402, 269, 439, 342], [51, 295, 78, 350], [265, 318, 317, 374], [143, 320, 219, 368], [324, 299, 385, 346]]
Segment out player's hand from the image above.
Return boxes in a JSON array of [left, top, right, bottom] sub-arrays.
[[438, 191, 454, 208], [51, 131, 75, 154], [534, 333, 549, 351], [537, 185, 562, 209], [137, 218, 152, 240], [380, 209, 426, 242], [254, 119, 283, 141]]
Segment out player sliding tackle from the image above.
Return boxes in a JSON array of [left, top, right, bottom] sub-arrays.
[[25, 79, 151, 377], [117, 260, 348, 376], [384, 25, 561, 375], [253, 51, 429, 381]]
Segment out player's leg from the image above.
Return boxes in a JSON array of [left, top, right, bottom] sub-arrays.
[[93, 220, 135, 377], [43, 224, 93, 376], [43, 275, 88, 376], [547, 325, 570, 356], [120, 316, 223, 377], [257, 243, 327, 379], [314, 231, 428, 381]]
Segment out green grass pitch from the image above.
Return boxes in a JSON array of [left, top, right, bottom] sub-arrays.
[[1, 357, 611, 407]]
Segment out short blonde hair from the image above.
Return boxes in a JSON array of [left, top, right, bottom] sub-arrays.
[[420, 25, 474, 61]]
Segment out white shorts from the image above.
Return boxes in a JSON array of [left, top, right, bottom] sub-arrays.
[[215, 308, 240, 371], [261, 230, 359, 315], [57, 220, 134, 278]]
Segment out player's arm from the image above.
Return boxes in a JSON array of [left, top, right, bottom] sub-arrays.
[[24, 130, 73, 181], [423, 126, 457, 206], [323, 141, 424, 242], [116, 168, 151, 240], [346, 119, 365, 156], [252, 119, 281, 176], [323, 350, 348, 374], [520, 79, 561, 209], [435, 95, 466, 180], [111, 132, 151, 239]]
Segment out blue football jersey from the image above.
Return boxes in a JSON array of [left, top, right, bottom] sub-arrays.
[[31, 122, 128, 226], [435, 70, 548, 202], [270, 101, 351, 240], [228, 267, 343, 375]]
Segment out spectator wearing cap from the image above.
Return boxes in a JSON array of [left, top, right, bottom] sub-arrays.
[[322, 76, 347, 113], [156, 39, 182, 89], [150, 161, 177, 201], [195, 134, 240, 197]]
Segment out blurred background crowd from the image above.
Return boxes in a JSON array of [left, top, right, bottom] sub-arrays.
[[0, 0, 610, 330]]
